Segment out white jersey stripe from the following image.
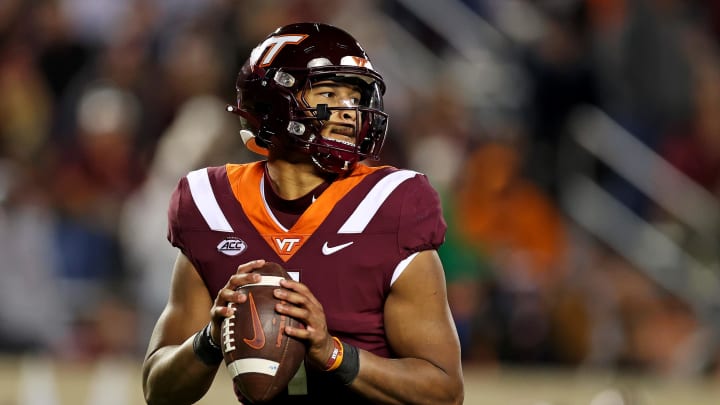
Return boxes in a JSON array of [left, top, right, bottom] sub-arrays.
[[187, 168, 234, 232], [226, 358, 279, 377], [390, 252, 418, 286], [338, 170, 418, 234], [260, 175, 289, 232]]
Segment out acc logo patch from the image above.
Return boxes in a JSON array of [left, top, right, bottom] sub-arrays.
[[217, 237, 247, 256]]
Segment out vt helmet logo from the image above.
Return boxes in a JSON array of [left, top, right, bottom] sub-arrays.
[[250, 34, 308, 67]]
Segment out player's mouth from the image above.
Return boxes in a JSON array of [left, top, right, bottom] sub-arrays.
[[323, 124, 356, 145]]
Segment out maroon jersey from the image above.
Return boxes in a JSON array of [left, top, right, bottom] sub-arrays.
[[167, 161, 446, 403]]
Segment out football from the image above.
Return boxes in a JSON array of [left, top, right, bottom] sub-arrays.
[[221, 262, 306, 403]]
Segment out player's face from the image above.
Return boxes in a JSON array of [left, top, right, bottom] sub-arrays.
[[302, 80, 362, 145]]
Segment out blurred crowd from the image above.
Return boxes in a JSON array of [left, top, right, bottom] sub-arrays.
[[2, 0, 720, 381]]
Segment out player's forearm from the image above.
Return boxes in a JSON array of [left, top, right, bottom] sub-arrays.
[[349, 350, 464, 405], [142, 337, 219, 405]]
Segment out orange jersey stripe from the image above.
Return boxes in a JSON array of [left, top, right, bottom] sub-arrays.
[[226, 162, 384, 260]]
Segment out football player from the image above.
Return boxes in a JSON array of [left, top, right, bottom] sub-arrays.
[[142, 22, 464, 405]]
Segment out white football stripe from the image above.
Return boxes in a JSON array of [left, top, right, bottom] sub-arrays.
[[227, 358, 280, 377], [338, 170, 418, 234], [187, 168, 234, 232], [244, 276, 284, 287]]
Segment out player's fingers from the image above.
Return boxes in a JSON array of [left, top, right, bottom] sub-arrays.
[[278, 279, 323, 308], [227, 272, 261, 289], [211, 287, 246, 319], [282, 319, 328, 343], [275, 300, 310, 322], [209, 303, 236, 344], [278, 278, 309, 293], [211, 303, 236, 318], [215, 286, 247, 306], [283, 323, 311, 339], [273, 286, 329, 340], [275, 300, 328, 347], [272, 287, 308, 307], [285, 322, 332, 369], [236, 259, 266, 274], [274, 289, 327, 326]]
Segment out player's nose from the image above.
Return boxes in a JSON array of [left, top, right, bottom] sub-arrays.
[[339, 108, 356, 122]]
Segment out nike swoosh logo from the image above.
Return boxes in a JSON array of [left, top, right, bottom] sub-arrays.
[[243, 292, 266, 349], [322, 241, 354, 255]]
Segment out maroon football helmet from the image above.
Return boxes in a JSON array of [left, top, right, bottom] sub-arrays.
[[228, 23, 388, 174]]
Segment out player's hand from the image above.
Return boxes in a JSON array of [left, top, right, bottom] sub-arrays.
[[273, 279, 335, 370], [209, 259, 267, 345]]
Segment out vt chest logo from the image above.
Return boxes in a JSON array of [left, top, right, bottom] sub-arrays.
[[275, 237, 301, 252], [265, 234, 308, 260]]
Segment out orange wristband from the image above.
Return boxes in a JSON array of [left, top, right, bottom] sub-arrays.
[[324, 336, 344, 371]]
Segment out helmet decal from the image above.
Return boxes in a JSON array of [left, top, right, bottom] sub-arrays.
[[251, 34, 308, 67], [340, 56, 373, 69]]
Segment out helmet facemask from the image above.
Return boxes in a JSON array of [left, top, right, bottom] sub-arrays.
[[282, 69, 388, 173]]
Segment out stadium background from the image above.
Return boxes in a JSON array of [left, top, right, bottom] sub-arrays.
[[2, 0, 720, 403]]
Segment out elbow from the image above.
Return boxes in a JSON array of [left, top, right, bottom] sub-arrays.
[[426, 373, 463, 405], [142, 368, 153, 404], [433, 387, 463, 405], [143, 367, 204, 405], [144, 396, 171, 405], [142, 366, 169, 405], [451, 391, 464, 405], [443, 376, 464, 405], [144, 388, 177, 405], [428, 363, 464, 405], [143, 380, 162, 405], [143, 376, 181, 405], [450, 385, 464, 405], [144, 389, 159, 405], [142, 365, 157, 405]]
